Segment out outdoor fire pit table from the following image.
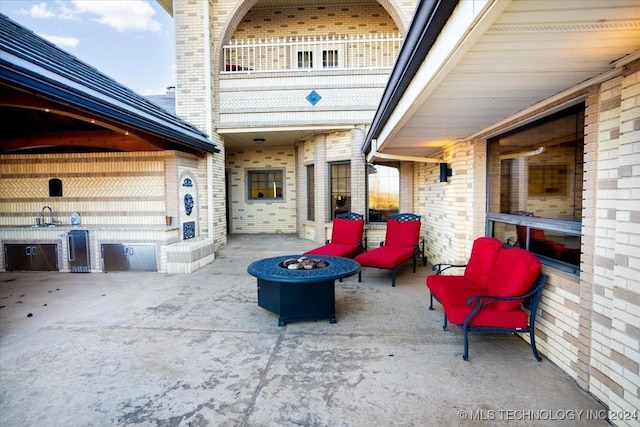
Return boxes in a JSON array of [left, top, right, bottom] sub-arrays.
[[247, 255, 360, 326]]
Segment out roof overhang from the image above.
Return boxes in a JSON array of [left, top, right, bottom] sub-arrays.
[[364, 0, 640, 162], [0, 14, 218, 155]]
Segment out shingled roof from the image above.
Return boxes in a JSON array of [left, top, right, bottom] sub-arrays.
[[0, 13, 218, 154]]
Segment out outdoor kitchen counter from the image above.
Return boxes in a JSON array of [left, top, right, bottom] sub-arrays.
[[0, 225, 185, 273], [0, 225, 179, 232]]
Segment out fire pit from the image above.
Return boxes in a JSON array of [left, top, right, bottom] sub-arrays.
[[280, 256, 328, 270], [247, 255, 360, 326]]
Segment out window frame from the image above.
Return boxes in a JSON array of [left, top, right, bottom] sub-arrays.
[[307, 164, 315, 221], [485, 103, 585, 276], [486, 213, 582, 275], [291, 44, 344, 70], [328, 161, 351, 220], [366, 161, 400, 223], [247, 169, 284, 201]]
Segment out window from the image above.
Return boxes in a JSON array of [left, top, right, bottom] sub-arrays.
[[486, 104, 584, 274], [322, 49, 339, 68], [329, 162, 350, 219], [296, 50, 313, 69], [292, 44, 344, 70], [367, 162, 399, 222], [307, 165, 315, 221], [248, 170, 283, 200]]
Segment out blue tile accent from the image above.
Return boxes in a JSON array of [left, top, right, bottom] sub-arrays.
[[183, 221, 196, 240], [184, 194, 194, 216], [306, 90, 322, 106]]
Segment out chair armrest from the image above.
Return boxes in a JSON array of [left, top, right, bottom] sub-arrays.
[[431, 263, 467, 274], [463, 274, 548, 325]]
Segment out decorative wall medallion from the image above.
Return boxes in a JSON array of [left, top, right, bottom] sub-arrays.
[[182, 177, 193, 187], [183, 221, 196, 240], [184, 194, 194, 216], [306, 90, 321, 106]]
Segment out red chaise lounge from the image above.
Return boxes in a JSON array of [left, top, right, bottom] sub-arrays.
[[354, 213, 425, 286], [304, 212, 365, 258]]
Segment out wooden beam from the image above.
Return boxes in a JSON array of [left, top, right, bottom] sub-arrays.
[[0, 130, 159, 152]]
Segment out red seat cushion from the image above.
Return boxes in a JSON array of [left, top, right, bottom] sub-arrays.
[[426, 275, 482, 295], [463, 237, 503, 288], [355, 246, 415, 269], [305, 243, 358, 258], [331, 218, 365, 245], [430, 280, 528, 328], [448, 302, 528, 328], [487, 248, 541, 311], [385, 219, 421, 247]]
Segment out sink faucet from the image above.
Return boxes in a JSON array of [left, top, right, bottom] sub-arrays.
[[40, 206, 54, 226]]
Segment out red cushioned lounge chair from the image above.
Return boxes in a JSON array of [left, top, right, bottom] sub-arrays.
[[354, 213, 425, 286], [304, 212, 365, 258], [427, 237, 548, 361]]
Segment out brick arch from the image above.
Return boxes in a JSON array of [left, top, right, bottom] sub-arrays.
[[214, 0, 409, 70]]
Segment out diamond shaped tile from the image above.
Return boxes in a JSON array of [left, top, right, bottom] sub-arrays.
[[306, 90, 321, 106]]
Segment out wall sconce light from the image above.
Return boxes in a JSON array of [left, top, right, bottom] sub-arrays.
[[253, 138, 265, 145], [439, 162, 452, 182]]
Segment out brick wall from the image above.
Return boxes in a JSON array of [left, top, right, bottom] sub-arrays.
[[226, 146, 297, 233], [588, 60, 640, 422], [0, 151, 197, 227], [415, 62, 640, 425]]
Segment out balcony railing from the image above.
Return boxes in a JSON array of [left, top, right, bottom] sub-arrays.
[[222, 34, 403, 73]]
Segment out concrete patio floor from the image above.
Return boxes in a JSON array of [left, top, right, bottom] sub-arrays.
[[1, 234, 608, 426]]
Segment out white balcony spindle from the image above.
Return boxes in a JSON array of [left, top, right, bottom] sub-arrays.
[[222, 33, 402, 73]]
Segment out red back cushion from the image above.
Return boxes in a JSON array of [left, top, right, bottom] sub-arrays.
[[331, 218, 365, 245], [385, 218, 421, 247], [463, 237, 504, 289], [487, 248, 541, 311]]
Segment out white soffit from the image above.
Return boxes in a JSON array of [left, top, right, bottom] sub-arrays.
[[376, 0, 640, 157]]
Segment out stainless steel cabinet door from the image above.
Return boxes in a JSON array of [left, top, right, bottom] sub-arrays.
[[4, 244, 58, 271], [101, 244, 157, 272]]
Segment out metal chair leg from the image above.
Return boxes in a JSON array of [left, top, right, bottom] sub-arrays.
[[530, 328, 542, 362], [463, 327, 469, 360]]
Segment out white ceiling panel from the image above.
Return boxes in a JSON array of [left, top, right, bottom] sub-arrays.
[[375, 0, 640, 157]]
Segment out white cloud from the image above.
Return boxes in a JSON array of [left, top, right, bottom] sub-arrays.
[[39, 33, 80, 48], [24, 1, 78, 20], [27, 3, 55, 18], [71, 0, 161, 32]]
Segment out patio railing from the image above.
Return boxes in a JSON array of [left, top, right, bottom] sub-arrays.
[[222, 33, 403, 73]]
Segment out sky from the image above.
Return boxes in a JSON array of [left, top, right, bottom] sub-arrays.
[[1, 0, 175, 96]]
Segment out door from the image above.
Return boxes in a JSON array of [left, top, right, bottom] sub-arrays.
[[4, 244, 32, 271], [102, 244, 128, 272], [68, 230, 90, 272], [4, 244, 58, 271], [102, 244, 157, 272], [126, 245, 157, 271], [31, 244, 58, 271]]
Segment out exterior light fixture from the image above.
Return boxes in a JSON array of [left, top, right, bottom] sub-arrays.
[[439, 162, 452, 182], [253, 138, 266, 144]]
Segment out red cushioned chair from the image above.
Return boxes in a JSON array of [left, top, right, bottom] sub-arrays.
[[354, 213, 426, 286], [427, 237, 548, 361], [304, 212, 365, 258]]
